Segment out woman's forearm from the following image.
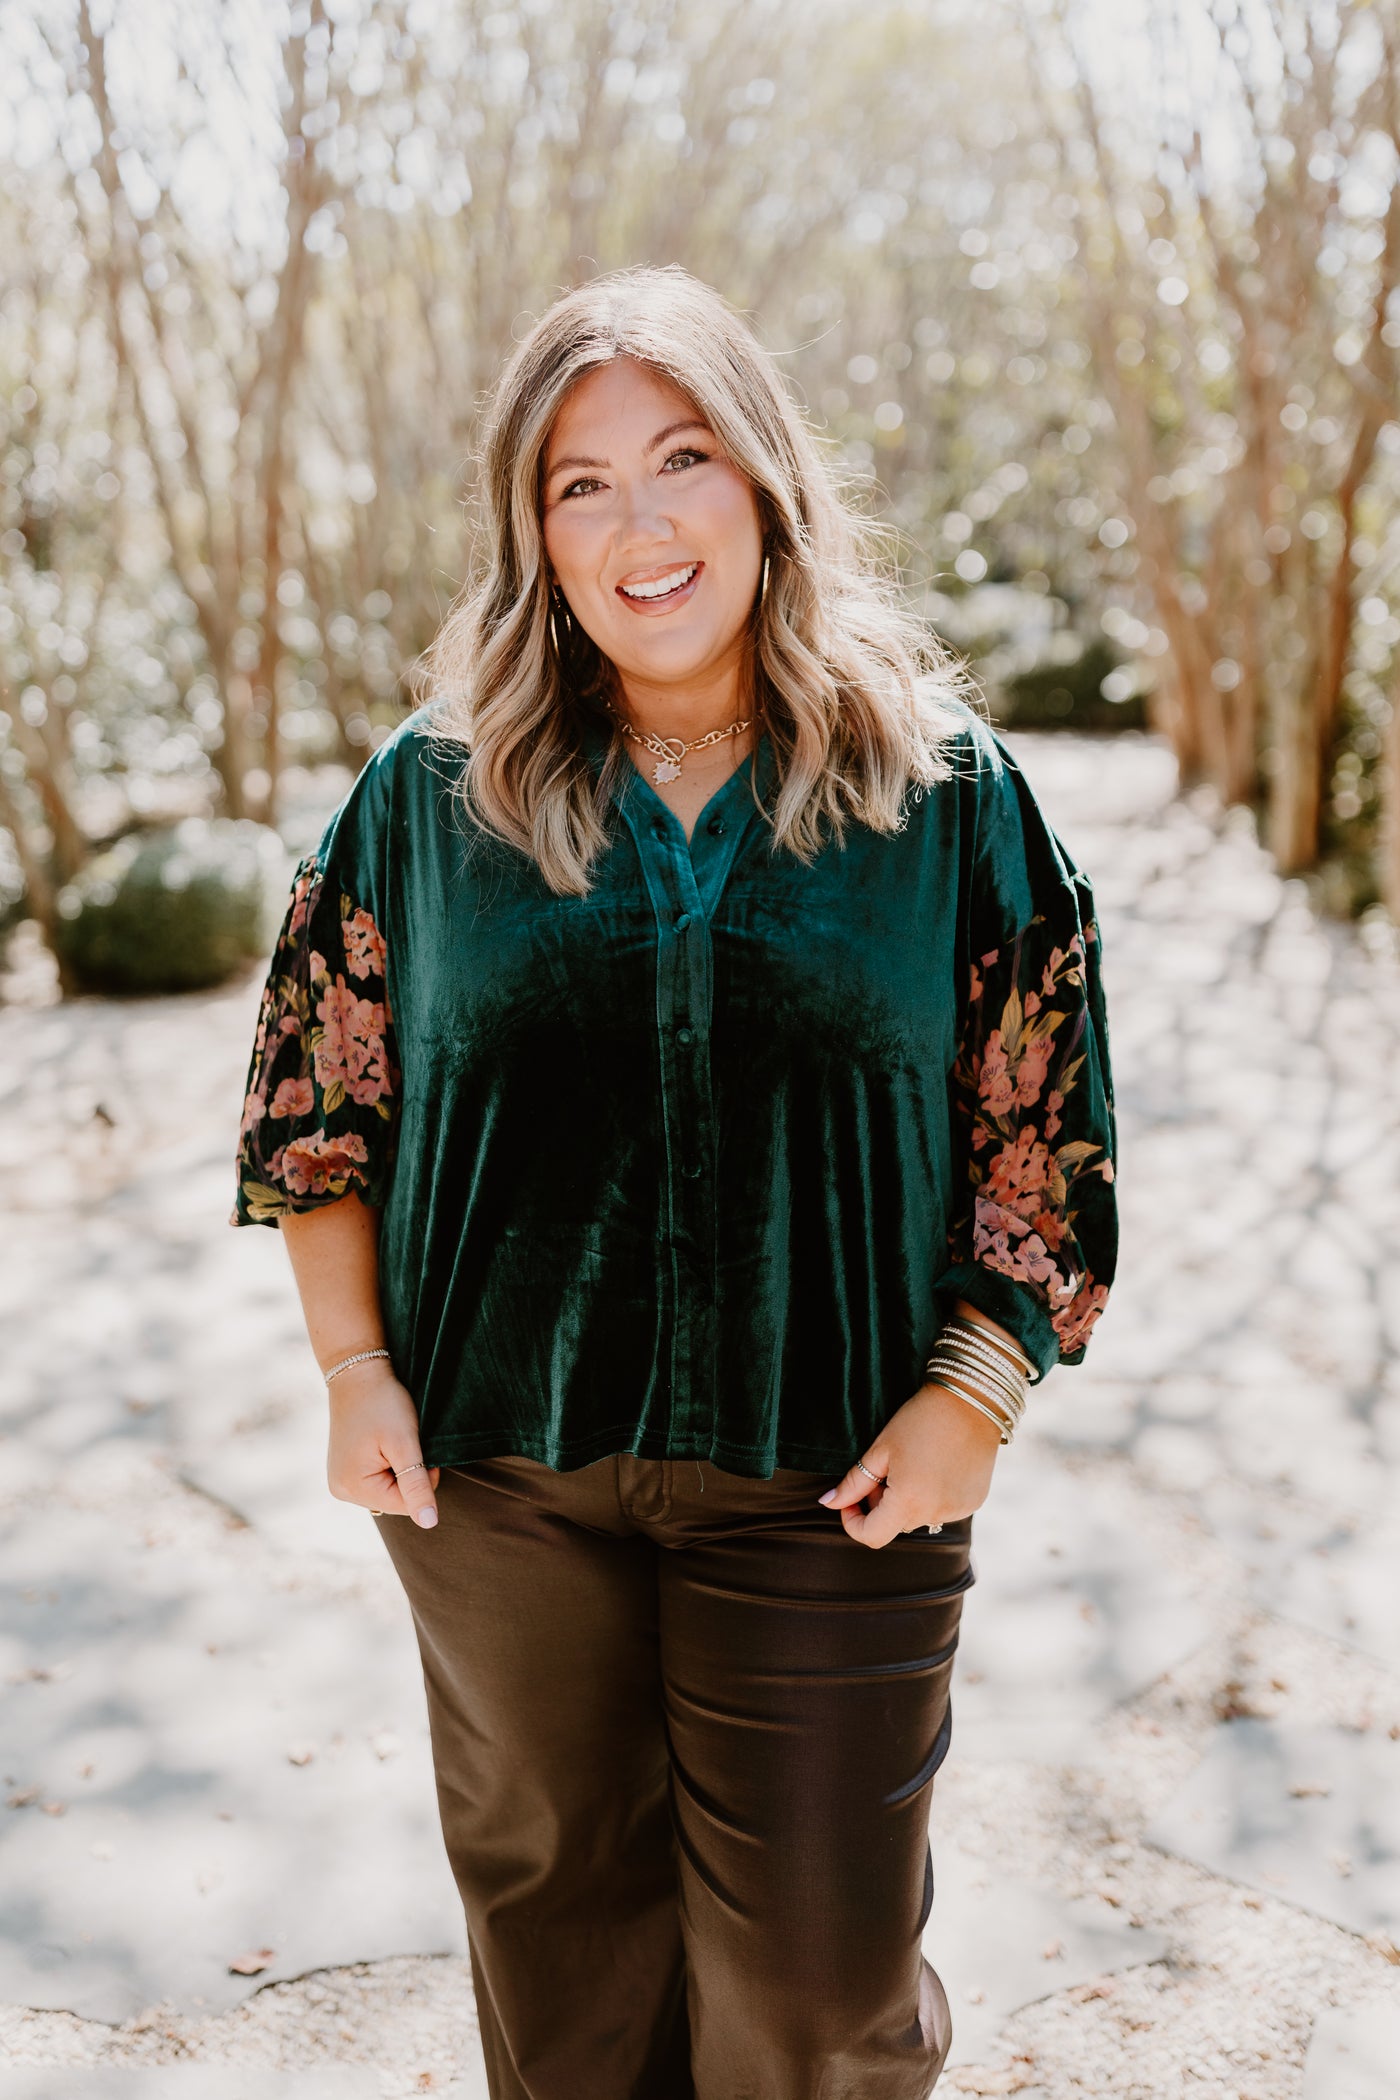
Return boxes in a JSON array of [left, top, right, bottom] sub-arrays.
[[277, 1218, 1028, 1392], [279, 1191, 387, 1374], [280, 1191, 437, 1524]]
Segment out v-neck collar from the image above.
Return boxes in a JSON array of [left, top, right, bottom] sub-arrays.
[[575, 703, 773, 919]]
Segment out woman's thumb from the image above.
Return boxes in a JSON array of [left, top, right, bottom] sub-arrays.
[[395, 1454, 440, 1527]]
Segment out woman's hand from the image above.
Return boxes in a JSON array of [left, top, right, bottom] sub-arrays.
[[326, 1359, 440, 1527], [820, 1380, 1002, 1550]]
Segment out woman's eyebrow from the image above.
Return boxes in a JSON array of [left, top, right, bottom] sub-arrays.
[[546, 451, 608, 477], [545, 419, 711, 480], [645, 418, 710, 453]]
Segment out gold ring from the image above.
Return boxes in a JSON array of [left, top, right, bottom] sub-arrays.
[[370, 1508, 384, 1517]]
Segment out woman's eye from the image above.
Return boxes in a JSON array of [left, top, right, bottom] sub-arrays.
[[557, 449, 707, 500]]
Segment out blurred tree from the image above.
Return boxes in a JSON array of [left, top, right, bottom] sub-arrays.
[[1017, 0, 1400, 895], [1, 0, 984, 965], [71, 0, 330, 827], [3, 0, 1400, 983]]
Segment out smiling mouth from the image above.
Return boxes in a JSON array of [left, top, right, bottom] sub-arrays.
[[617, 562, 701, 607]]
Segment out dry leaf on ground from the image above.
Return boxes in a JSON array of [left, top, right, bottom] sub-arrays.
[[227, 1947, 277, 1975]]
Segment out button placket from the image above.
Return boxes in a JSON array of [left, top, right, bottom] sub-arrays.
[[671, 764, 768, 1435], [613, 787, 714, 1444], [612, 749, 768, 1451], [667, 842, 715, 1438]]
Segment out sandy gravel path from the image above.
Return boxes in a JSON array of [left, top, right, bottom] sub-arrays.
[[2, 728, 1398, 2099]]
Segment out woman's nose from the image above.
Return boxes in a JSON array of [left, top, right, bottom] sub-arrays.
[[615, 480, 675, 548]]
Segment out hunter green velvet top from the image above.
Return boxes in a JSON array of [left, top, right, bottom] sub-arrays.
[[231, 700, 1118, 1478]]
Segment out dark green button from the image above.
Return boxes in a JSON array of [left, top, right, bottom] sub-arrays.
[[682, 1162, 704, 1180], [674, 912, 692, 932], [676, 1026, 694, 1046]]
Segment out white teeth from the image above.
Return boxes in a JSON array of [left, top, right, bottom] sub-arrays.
[[620, 563, 697, 601]]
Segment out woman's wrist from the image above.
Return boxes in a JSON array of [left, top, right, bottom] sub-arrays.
[[925, 1304, 1034, 1444], [949, 1297, 1032, 1366], [916, 1376, 1005, 1446], [320, 1343, 392, 1384]]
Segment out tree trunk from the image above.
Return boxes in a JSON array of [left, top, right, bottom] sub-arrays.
[[0, 768, 60, 940], [1381, 675, 1400, 926], [1267, 653, 1322, 874]]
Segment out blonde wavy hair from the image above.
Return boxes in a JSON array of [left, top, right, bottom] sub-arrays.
[[416, 264, 973, 895]]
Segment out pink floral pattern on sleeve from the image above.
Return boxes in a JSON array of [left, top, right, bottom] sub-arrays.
[[947, 903, 1116, 1359], [232, 855, 399, 1226]]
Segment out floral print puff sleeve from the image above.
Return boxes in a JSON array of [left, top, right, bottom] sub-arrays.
[[232, 845, 399, 1227], [934, 726, 1119, 1379]]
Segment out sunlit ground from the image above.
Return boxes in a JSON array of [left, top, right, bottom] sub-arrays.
[[3, 728, 1400, 2096]]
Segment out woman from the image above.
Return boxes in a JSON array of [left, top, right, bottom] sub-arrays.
[[231, 264, 1117, 2100]]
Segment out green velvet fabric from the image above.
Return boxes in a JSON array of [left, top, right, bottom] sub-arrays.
[[232, 700, 1118, 1478]]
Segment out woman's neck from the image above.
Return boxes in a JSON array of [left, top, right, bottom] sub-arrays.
[[612, 658, 752, 745]]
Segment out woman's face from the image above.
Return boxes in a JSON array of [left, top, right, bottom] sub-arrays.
[[540, 356, 765, 708]]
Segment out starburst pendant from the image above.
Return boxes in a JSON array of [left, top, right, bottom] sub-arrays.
[[653, 759, 682, 784]]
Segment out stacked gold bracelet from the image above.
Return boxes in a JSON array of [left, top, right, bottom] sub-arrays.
[[924, 1314, 1037, 1445]]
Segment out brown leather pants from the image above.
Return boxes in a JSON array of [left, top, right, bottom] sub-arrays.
[[373, 1455, 973, 2100]]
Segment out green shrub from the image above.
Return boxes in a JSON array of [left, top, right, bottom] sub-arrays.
[[53, 818, 289, 994], [993, 634, 1147, 732], [927, 583, 1148, 732]]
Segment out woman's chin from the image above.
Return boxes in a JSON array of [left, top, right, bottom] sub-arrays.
[[607, 626, 740, 685]]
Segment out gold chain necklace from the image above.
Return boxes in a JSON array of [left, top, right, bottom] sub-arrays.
[[607, 703, 752, 786]]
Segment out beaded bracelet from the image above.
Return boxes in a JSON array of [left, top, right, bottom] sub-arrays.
[[924, 1314, 1034, 1444], [933, 1328, 1030, 1396], [931, 1335, 1028, 1402], [930, 1335, 1028, 1395], [324, 1347, 392, 1385], [944, 1313, 1036, 1379], [926, 1371, 1020, 1444], [924, 1358, 1022, 1443]]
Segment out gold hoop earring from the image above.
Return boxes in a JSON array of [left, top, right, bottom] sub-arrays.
[[758, 553, 771, 606]]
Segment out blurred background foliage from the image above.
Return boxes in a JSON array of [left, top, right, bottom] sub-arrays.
[[2, 0, 1400, 988]]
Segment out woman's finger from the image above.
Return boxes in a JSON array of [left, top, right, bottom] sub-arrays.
[[818, 1448, 890, 1513], [819, 1448, 916, 1551], [837, 1483, 909, 1551], [372, 1457, 440, 1526]]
